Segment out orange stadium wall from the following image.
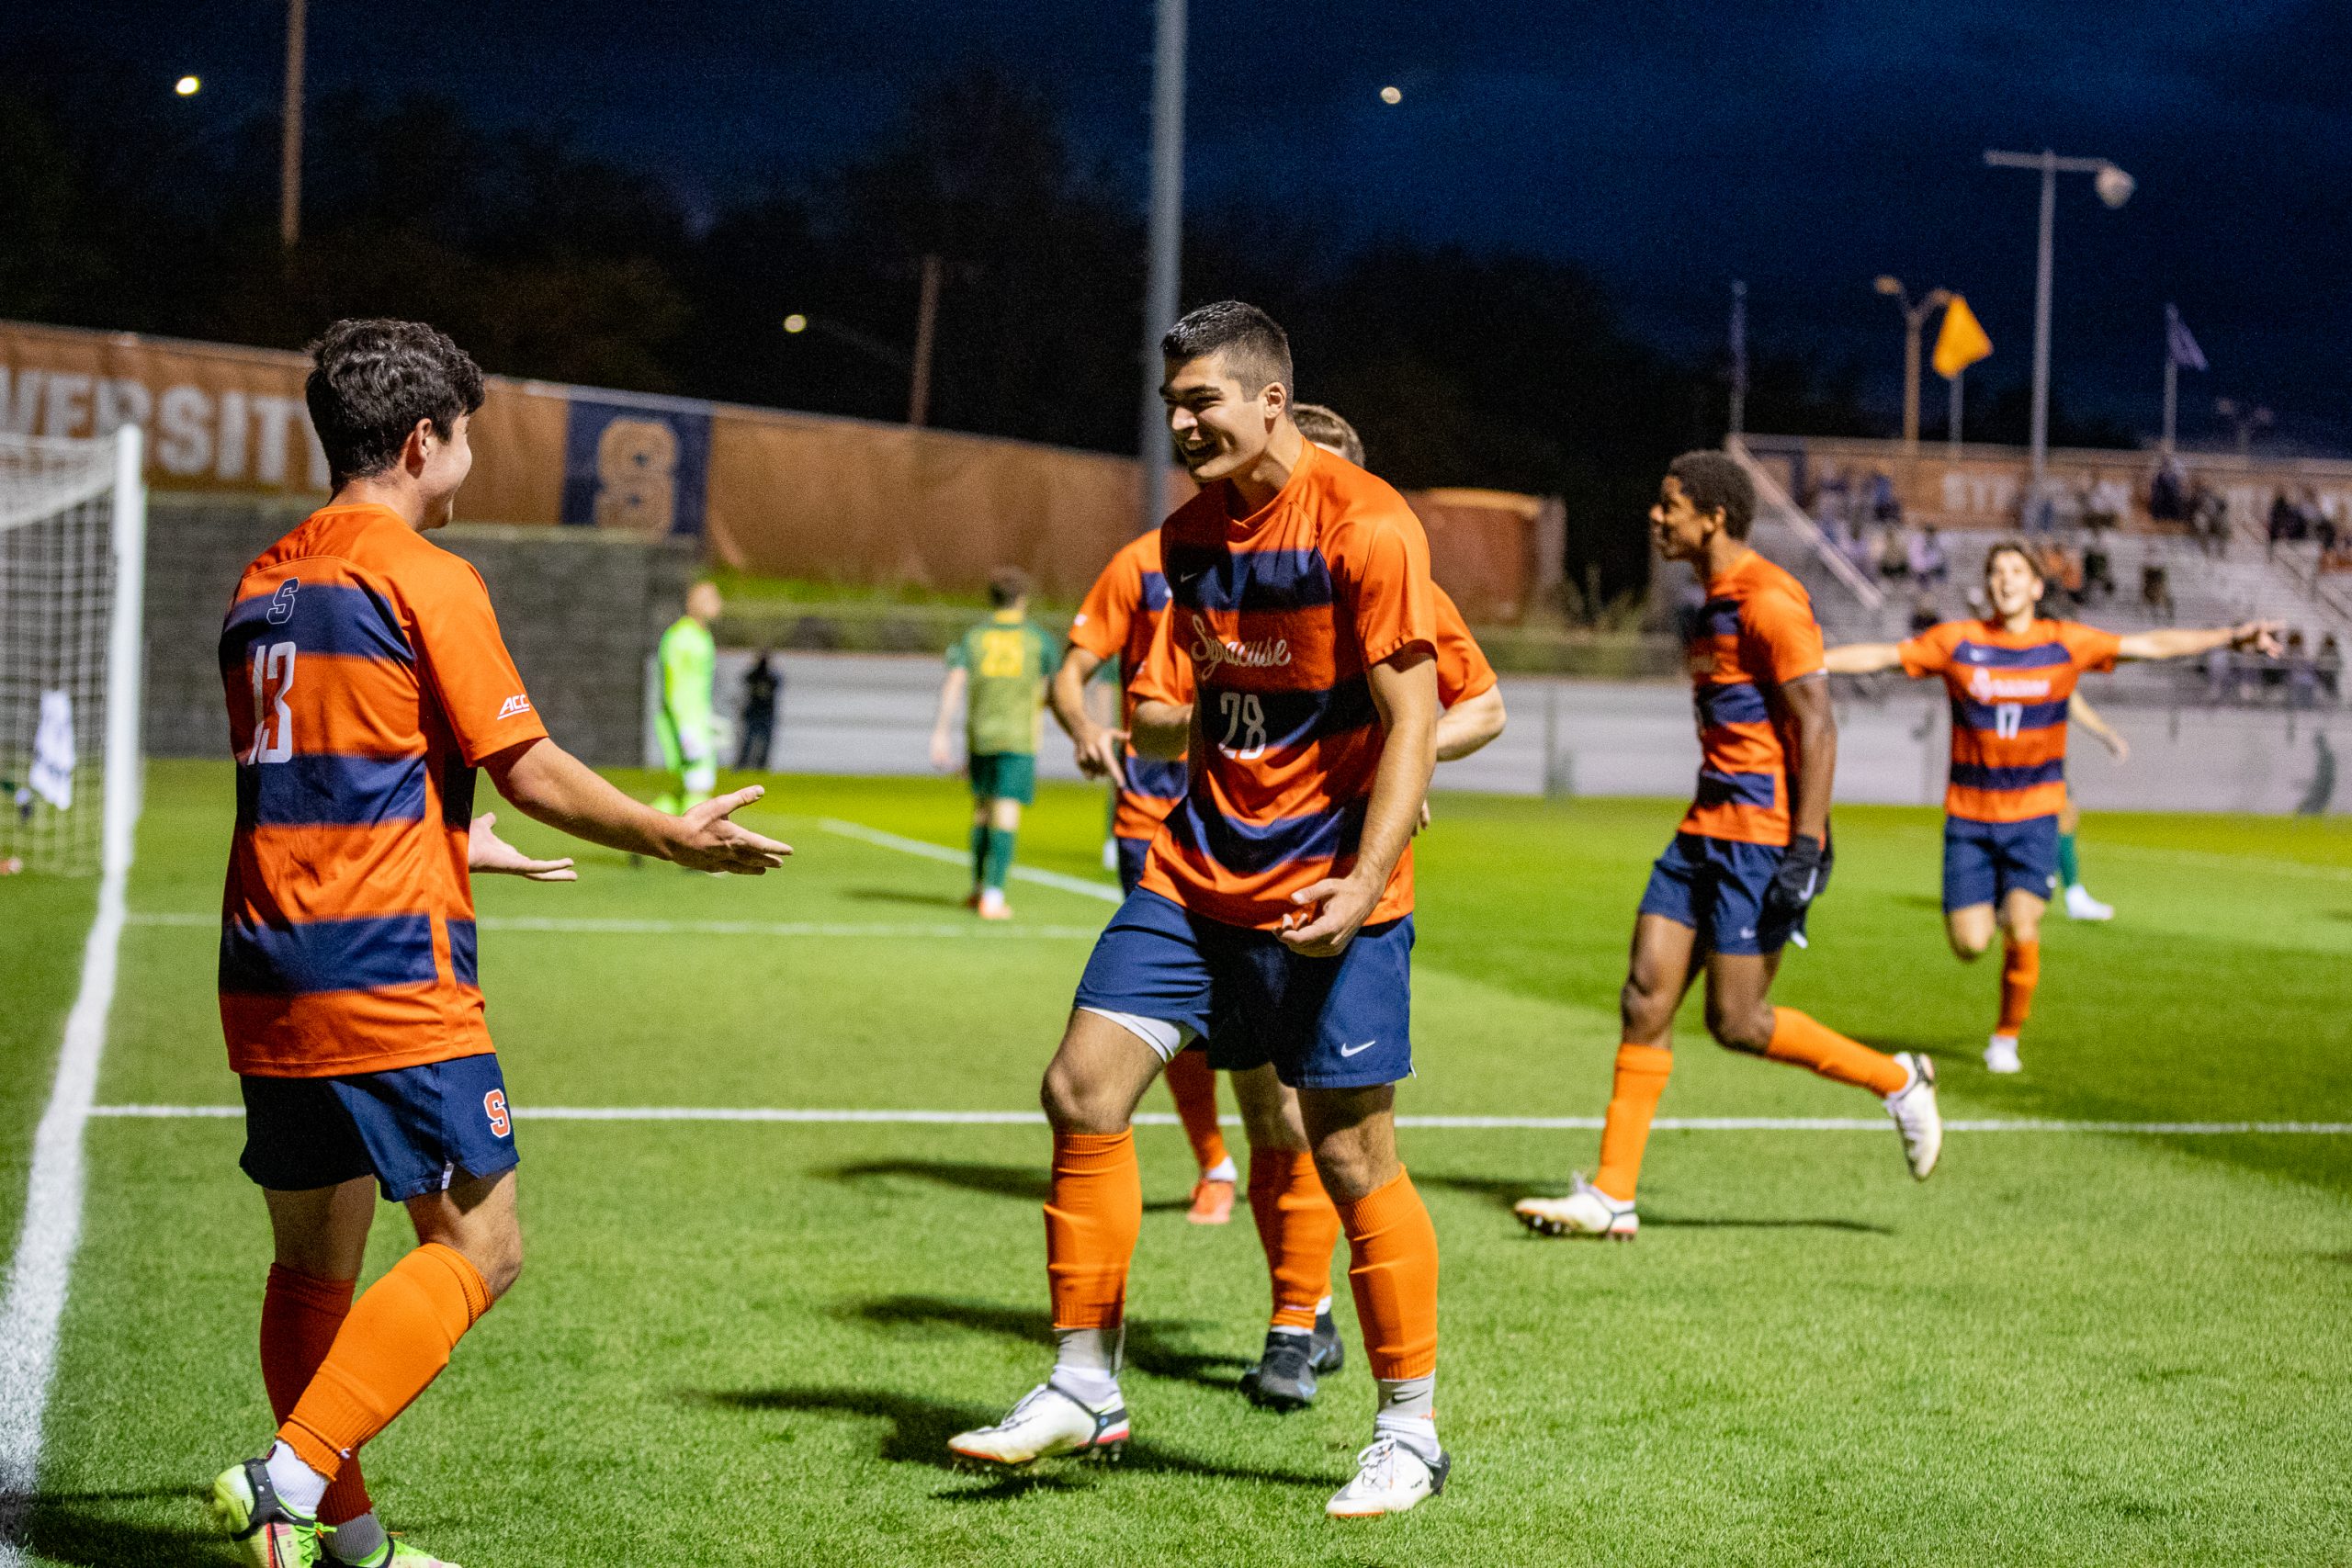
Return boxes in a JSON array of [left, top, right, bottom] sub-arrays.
[[2, 319, 1560, 617]]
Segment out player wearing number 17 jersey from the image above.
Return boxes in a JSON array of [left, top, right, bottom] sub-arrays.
[[206, 319, 788, 1568], [1826, 541, 2279, 1075], [1515, 453, 1944, 1244]]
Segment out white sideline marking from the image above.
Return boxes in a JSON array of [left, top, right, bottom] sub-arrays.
[[0, 866, 129, 1560], [819, 818, 1123, 904], [81, 1105, 2352, 1134], [126, 912, 1099, 941]]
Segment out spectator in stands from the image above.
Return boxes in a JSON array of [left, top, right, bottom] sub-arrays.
[[2190, 480, 2231, 556], [2269, 490, 2302, 556], [1908, 591, 1940, 638], [2318, 633, 2343, 703], [1869, 469, 1902, 524], [1839, 518, 1873, 577], [2139, 562, 2175, 624], [2285, 631, 2318, 709], [2034, 539, 2086, 606], [738, 647, 781, 770], [1906, 525, 1949, 587], [2314, 496, 2340, 558], [2080, 536, 2117, 601], [2148, 456, 2187, 524], [2021, 479, 2060, 536], [1875, 519, 1908, 582], [2085, 471, 2129, 533]]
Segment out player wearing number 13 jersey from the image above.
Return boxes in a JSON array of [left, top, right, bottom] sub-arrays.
[[207, 319, 790, 1568], [1826, 541, 2279, 1075]]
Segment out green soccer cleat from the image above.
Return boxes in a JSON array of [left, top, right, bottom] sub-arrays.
[[210, 1458, 323, 1568], [323, 1526, 464, 1568]]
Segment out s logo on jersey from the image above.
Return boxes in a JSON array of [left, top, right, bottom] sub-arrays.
[[265, 579, 300, 625]]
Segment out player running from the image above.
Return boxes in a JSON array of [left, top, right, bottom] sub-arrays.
[[949, 301, 1453, 1517], [1515, 453, 1943, 1242], [932, 569, 1057, 919], [655, 581, 723, 814], [209, 319, 788, 1568], [1824, 541, 2278, 1074], [1054, 533, 1239, 1222]]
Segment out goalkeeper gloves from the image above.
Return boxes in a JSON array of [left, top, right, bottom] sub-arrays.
[[1762, 832, 1832, 942]]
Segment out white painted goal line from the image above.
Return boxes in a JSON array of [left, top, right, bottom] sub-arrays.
[[818, 818, 1123, 903], [80, 1105, 2352, 1134], [127, 912, 1102, 940]]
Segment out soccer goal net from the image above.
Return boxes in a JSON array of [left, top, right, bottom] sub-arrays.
[[0, 428, 145, 878]]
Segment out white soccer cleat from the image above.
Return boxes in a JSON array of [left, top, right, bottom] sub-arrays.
[[945, 1382, 1128, 1468], [1325, 1434, 1450, 1518], [2064, 884, 2115, 921], [1884, 1052, 1942, 1179], [1513, 1173, 1637, 1239], [1984, 1034, 2022, 1075], [976, 887, 1013, 921]]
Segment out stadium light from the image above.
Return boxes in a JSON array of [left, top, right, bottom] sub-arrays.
[[1874, 276, 1954, 454], [1984, 148, 2136, 481], [175, 75, 201, 96], [1379, 85, 1402, 105], [781, 314, 807, 334]]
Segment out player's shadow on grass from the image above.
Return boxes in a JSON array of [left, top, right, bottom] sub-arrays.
[[1414, 1173, 1892, 1235], [689, 1386, 1331, 1498], [847, 1294, 1251, 1389], [19, 1487, 225, 1567], [844, 886, 973, 910], [824, 1159, 1190, 1213]]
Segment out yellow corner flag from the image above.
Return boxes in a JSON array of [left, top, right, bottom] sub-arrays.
[[1932, 295, 1992, 379]]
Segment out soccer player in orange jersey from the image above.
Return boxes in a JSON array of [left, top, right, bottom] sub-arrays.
[[1515, 454, 1945, 1242], [1826, 541, 2278, 1074], [208, 320, 789, 1568], [951, 302, 1451, 1517]]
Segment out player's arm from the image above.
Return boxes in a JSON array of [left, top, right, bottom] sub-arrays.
[[928, 666, 967, 773], [1127, 607, 1194, 760], [1780, 673, 1837, 843], [2068, 690, 2129, 761], [1049, 647, 1127, 783], [1823, 642, 1905, 675], [1280, 648, 1439, 957], [2115, 620, 2282, 662], [486, 738, 789, 874], [1432, 684, 1506, 761]]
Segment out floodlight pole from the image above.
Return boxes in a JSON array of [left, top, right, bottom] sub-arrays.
[[279, 0, 306, 250], [1726, 280, 1747, 440], [1136, 0, 1186, 534], [1875, 276, 1952, 453], [908, 253, 942, 427], [1984, 148, 2132, 483]]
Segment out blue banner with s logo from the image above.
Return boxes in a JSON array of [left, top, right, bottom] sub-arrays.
[[560, 396, 712, 537]]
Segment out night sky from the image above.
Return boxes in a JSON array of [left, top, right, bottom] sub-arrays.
[[22, 0, 2351, 448]]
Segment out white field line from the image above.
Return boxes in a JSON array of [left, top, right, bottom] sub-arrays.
[[0, 864, 129, 1562], [80, 1105, 2352, 1134], [126, 912, 1099, 941], [819, 818, 1122, 903]]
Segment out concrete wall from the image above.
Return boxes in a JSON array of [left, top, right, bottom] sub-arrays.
[[146, 497, 692, 764], [695, 651, 2346, 817]]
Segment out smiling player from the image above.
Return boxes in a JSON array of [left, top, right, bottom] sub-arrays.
[[950, 301, 1453, 1518], [1514, 454, 1943, 1242], [1825, 541, 2278, 1074]]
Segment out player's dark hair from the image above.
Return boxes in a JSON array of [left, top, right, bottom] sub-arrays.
[[1160, 300, 1293, 399], [1984, 538, 2043, 583], [306, 318, 486, 487], [1666, 451, 1756, 538], [987, 566, 1031, 608], [1292, 403, 1365, 467]]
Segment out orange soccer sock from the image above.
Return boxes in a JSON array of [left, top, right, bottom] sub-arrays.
[[1162, 1050, 1230, 1177], [1763, 1007, 1909, 1098], [1997, 938, 2041, 1037], [1247, 1148, 1342, 1330], [277, 1244, 491, 1483], [1334, 1168, 1439, 1382], [1594, 1043, 1675, 1203], [1044, 1130, 1142, 1332], [259, 1265, 372, 1526]]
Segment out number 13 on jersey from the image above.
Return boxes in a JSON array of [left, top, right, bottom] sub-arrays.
[[243, 641, 297, 764]]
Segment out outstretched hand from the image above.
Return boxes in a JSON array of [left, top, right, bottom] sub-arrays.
[[469, 812, 577, 882], [2234, 619, 2286, 658], [1072, 725, 1129, 784], [668, 786, 794, 874]]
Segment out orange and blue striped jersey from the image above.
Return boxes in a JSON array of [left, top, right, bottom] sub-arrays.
[[1129, 441, 1438, 931], [1678, 549, 1826, 846], [218, 503, 548, 1078], [1899, 617, 2121, 823], [1430, 586, 1497, 708], [1069, 529, 1190, 843]]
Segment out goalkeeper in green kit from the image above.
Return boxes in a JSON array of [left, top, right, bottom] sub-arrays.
[[656, 581, 723, 814], [930, 568, 1057, 919]]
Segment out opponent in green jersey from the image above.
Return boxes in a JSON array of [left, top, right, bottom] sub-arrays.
[[656, 581, 722, 814], [930, 569, 1057, 918]]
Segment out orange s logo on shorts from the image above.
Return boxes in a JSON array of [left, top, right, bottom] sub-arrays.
[[484, 1089, 511, 1138]]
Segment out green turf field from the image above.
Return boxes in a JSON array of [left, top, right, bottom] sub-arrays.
[[6, 761, 2351, 1565]]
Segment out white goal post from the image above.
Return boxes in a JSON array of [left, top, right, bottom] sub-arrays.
[[0, 427, 146, 877]]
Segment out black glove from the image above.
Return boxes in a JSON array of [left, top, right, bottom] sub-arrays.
[[1763, 833, 1831, 938]]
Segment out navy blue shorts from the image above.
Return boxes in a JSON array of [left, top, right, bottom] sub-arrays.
[[1637, 832, 1795, 956], [1073, 888, 1414, 1089], [1114, 835, 1152, 897], [239, 1055, 521, 1202], [1942, 814, 2058, 913]]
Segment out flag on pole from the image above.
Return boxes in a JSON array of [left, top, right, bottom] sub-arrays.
[[1931, 295, 1993, 379], [2166, 303, 2208, 371]]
